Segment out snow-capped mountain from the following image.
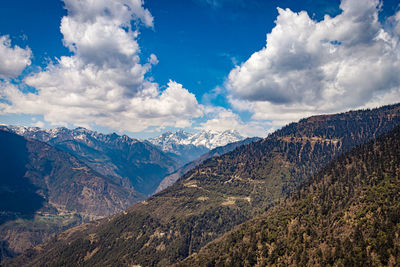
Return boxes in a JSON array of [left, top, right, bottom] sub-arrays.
[[2, 125, 246, 193], [149, 129, 245, 151], [6, 125, 138, 146], [147, 129, 245, 163], [186, 130, 245, 149]]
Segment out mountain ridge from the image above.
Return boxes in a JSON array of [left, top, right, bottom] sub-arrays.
[[4, 126, 249, 195], [3, 125, 181, 196], [154, 137, 261, 194], [178, 125, 400, 266]]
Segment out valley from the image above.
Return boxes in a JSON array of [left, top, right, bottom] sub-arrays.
[[0, 126, 249, 263]]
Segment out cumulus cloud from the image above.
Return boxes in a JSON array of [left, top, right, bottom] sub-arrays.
[[227, 0, 400, 126], [0, 35, 32, 79], [1, 80, 202, 131], [0, 0, 203, 132], [199, 106, 269, 137]]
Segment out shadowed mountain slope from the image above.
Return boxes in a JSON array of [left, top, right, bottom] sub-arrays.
[[10, 103, 400, 266], [178, 125, 400, 267], [0, 131, 44, 223], [0, 130, 143, 262]]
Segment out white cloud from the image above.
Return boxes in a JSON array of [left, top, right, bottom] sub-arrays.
[[1, 76, 202, 132], [0, 35, 32, 79], [62, 0, 154, 28], [60, 0, 153, 68], [199, 106, 269, 137], [227, 0, 400, 126], [0, 0, 203, 132]]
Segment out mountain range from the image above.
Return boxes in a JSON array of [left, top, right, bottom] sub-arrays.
[[4, 126, 180, 196], [4, 126, 245, 196], [0, 125, 250, 262], [10, 103, 400, 266]]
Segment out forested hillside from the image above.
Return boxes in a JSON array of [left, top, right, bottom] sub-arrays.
[[155, 137, 261, 194], [179, 125, 400, 266]]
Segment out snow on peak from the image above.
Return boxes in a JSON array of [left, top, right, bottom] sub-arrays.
[[7, 125, 48, 137], [188, 130, 243, 149], [4, 125, 140, 145], [4, 125, 244, 154], [148, 129, 244, 151]]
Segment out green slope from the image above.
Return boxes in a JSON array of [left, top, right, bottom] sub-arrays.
[[179, 125, 400, 267], [10, 104, 400, 266]]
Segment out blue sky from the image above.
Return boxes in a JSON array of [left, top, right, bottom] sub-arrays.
[[0, 0, 399, 138]]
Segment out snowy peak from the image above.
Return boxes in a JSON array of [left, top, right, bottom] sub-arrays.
[[3, 125, 245, 152], [4, 125, 140, 145], [187, 130, 244, 149], [153, 130, 191, 144], [148, 130, 191, 152], [148, 129, 245, 151]]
